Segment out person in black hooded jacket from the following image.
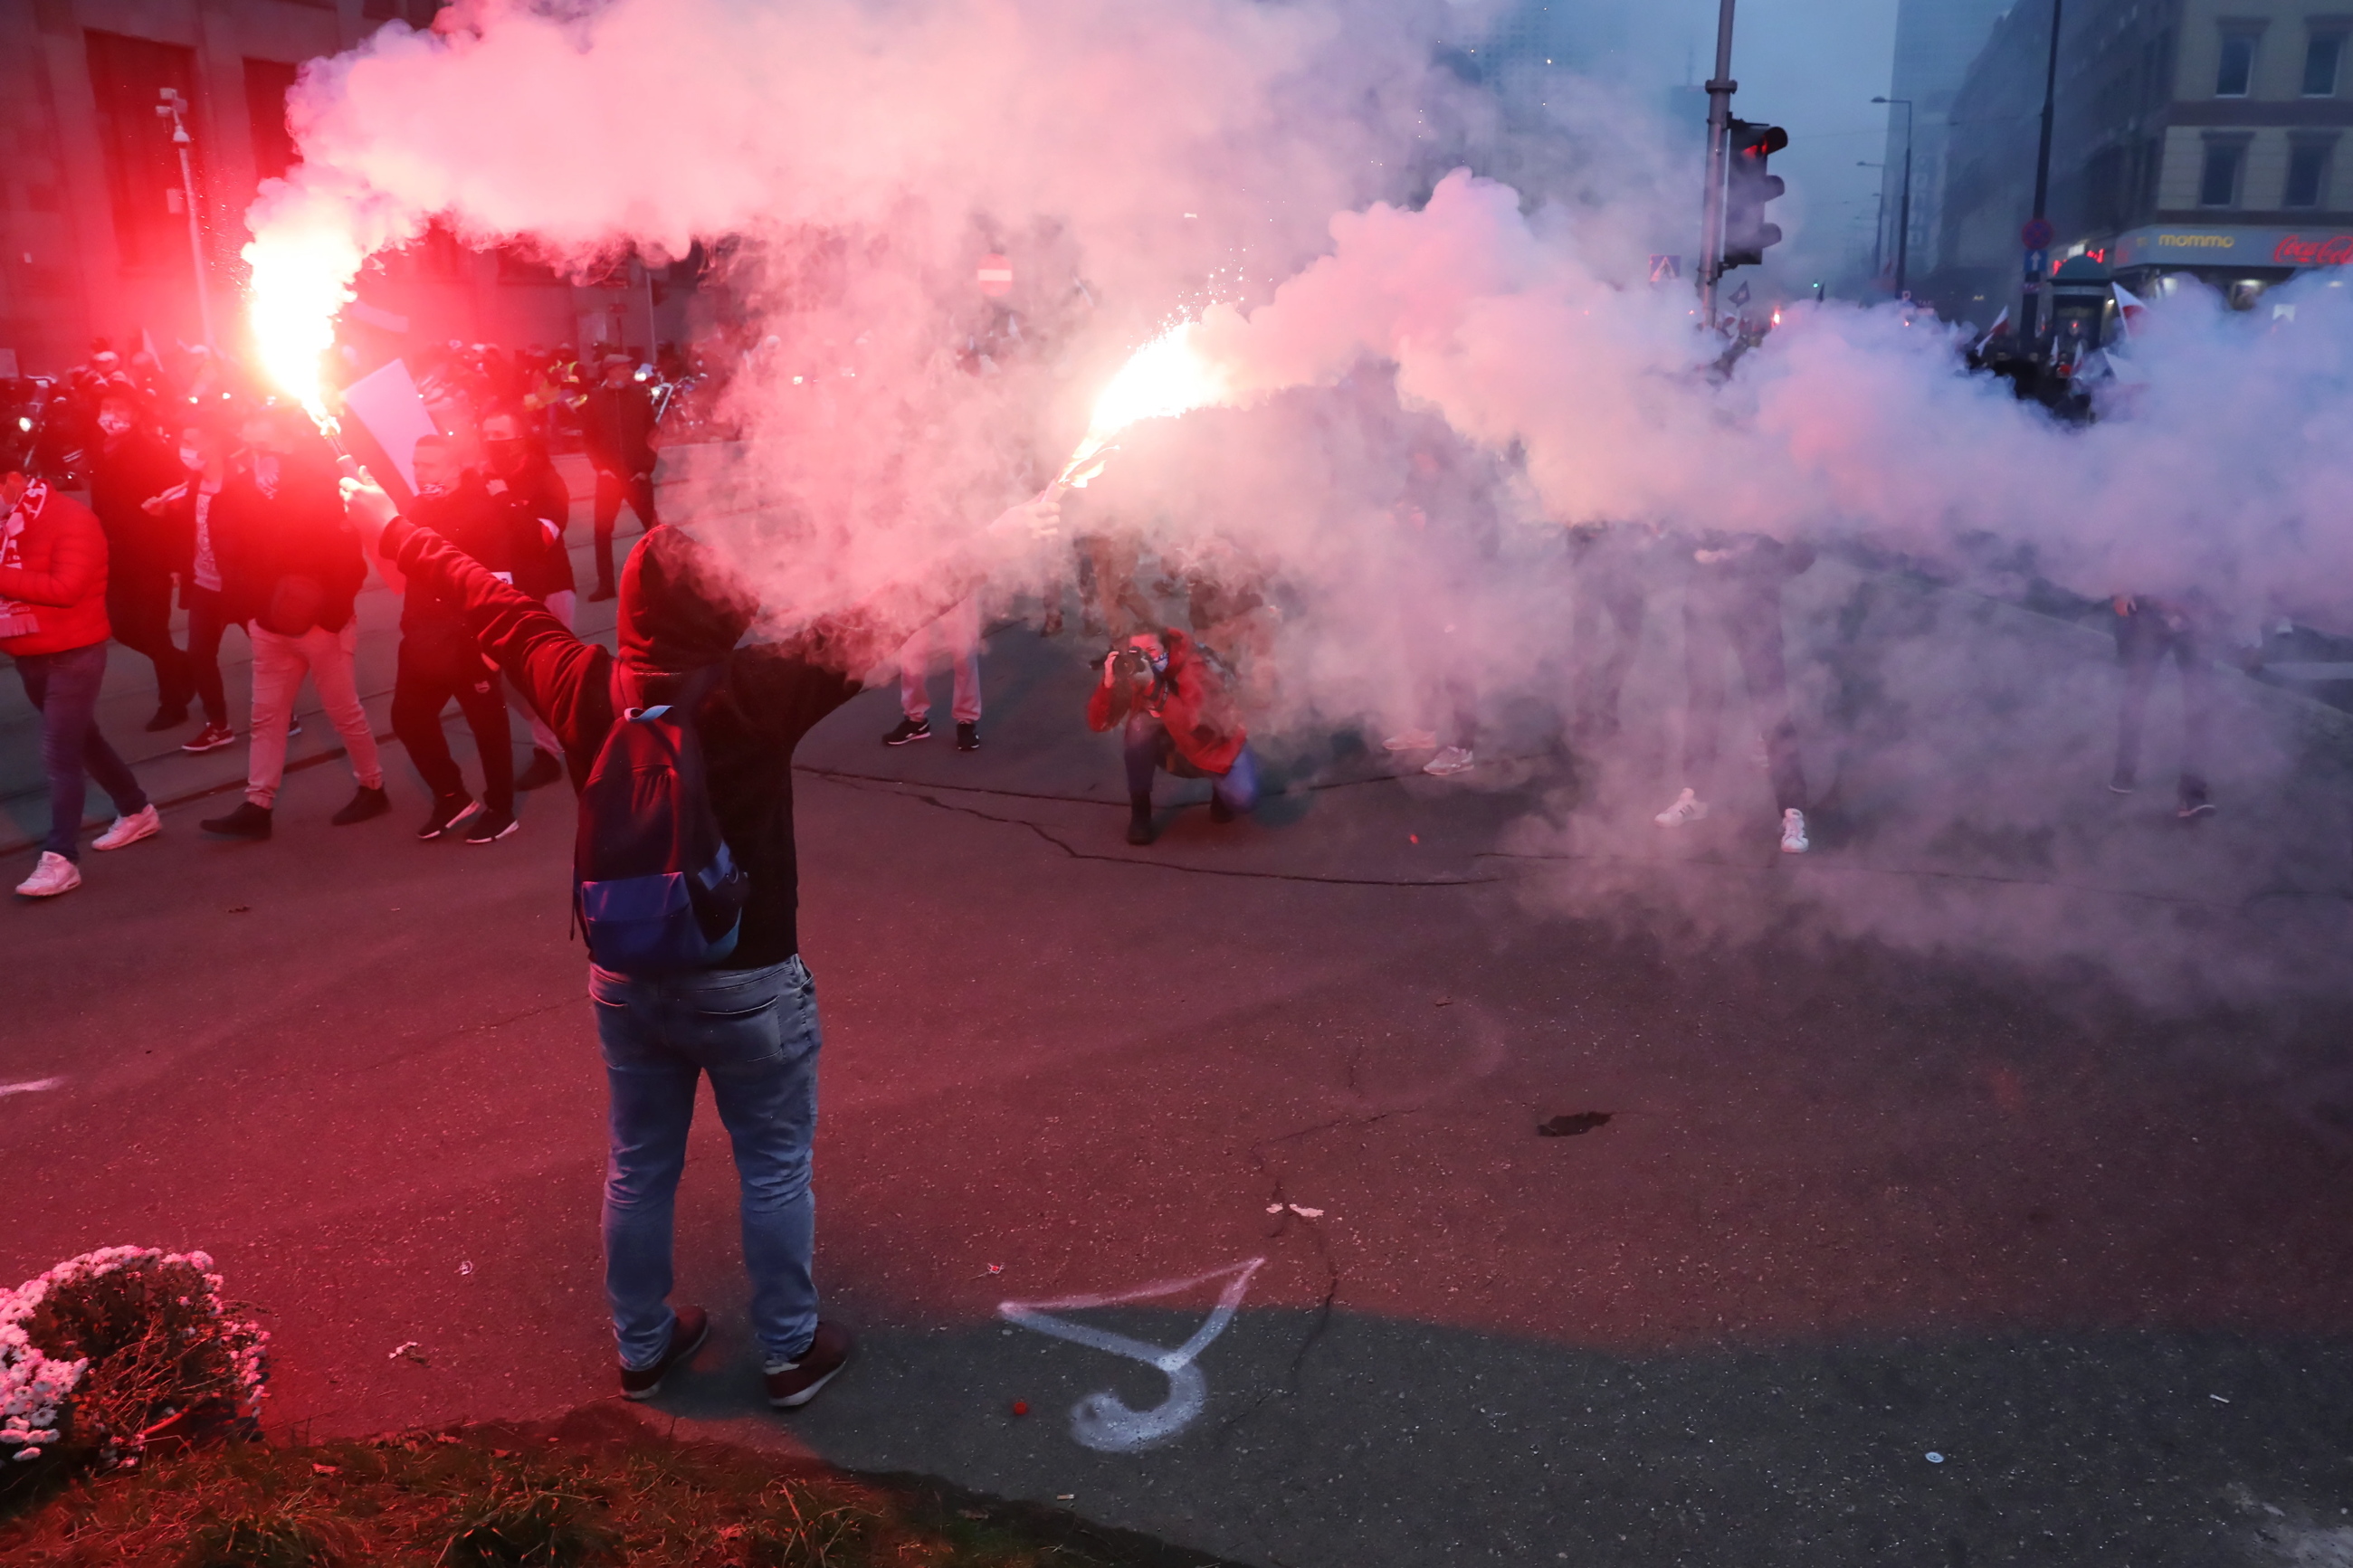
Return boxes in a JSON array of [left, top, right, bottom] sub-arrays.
[[389, 433, 547, 845], [344, 468, 1056, 1413], [86, 388, 194, 729]]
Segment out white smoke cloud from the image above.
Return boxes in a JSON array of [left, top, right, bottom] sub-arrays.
[[242, 0, 2353, 1015], [245, 0, 1507, 613]]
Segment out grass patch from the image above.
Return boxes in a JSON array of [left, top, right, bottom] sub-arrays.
[[0, 1405, 1239, 1567]]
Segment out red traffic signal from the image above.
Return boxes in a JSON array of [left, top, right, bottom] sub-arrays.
[[1723, 119, 1789, 270]]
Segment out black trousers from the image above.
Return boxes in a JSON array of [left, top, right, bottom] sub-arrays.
[[391, 640, 514, 813], [2113, 605, 2212, 805], [1684, 585, 1806, 812], [1569, 560, 1647, 742], [183, 583, 233, 728], [107, 566, 193, 709], [592, 469, 659, 589]]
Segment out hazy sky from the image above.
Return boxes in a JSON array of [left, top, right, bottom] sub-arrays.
[[1553, 0, 1905, 288]]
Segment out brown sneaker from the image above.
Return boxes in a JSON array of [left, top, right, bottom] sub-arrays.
[[618, 1305, 709, 1401], [763, 1320, 854, 1409]]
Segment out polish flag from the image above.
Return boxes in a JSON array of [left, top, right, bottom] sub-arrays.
[[1971, 306, 2011, 353], [2112, 282, 2148, 335]]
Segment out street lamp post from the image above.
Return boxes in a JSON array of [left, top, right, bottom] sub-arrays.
[[1857, 160, 1887, 280], [1873, 97, 1915, 299], [155, 89, 215, 350], [2022, 0, 2066, 344]]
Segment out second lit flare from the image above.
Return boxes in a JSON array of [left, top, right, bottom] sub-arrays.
[[1053, 322, 1231, 492]]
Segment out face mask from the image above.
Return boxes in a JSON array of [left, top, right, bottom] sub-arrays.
[[98, 415, 131, 437], [483, 439, 522, 471], [1145, 649, 1169, 675]]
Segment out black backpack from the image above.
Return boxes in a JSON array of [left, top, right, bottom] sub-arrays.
[[573, 664, 750, 972]]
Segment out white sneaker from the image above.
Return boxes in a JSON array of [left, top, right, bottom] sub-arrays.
[[14, 852, 81, 898], [1653, 788, 1708, 828], [92, 804, 161, 851], [1384, 728, 1438, 753], [1424, 746, 1476, 777], [1780, 808, 1810, 854]]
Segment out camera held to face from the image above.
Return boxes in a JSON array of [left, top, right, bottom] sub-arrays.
[[1110, 644, 1157, 687]]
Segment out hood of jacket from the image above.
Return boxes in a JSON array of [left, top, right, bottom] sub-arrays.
[[618, 524, 756, 680]]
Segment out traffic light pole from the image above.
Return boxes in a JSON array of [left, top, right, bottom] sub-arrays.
[[1697, 0, 1738, 328]]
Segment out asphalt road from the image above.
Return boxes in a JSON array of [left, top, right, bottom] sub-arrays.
[[7, 547, 2353, 1567]]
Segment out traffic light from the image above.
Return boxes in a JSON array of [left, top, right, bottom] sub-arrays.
[[1722, 119, 1788, 270]]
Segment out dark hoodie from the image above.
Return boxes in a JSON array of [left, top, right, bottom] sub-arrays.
[[378, 517, 883, 969]]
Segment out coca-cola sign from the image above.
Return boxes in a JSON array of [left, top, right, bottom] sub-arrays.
[[2274, 233, 2353, 267]]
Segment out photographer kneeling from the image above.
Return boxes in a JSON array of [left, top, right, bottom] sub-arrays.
[[1089, 629, 1257, 845]]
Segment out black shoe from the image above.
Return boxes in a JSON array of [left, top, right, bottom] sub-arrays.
[[416, 794, 481, 841], [955, 721, 980, 752], [143, 703, 189, 733], [587, 583, 617, 603], [1209, 794, 1234, 823], [515, 748, 564, 791], [619, 1306, 710, 1402], [882, 717, 930, 746], [330, 785, 391, 826], [465, 807, 519, 844], [1127, 794, 1157, 846], [199, 800, 273, 840], [286, 716, 303, 738]]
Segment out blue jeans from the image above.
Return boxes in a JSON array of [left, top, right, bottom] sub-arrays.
[[589, 955, 821, 1369], [14, 642, 148, 860], [1123, 716, 1258, 811]]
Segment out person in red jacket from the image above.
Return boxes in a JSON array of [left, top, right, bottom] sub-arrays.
[[1087, 627, 1258, 845], [0, 440, 160, 898]]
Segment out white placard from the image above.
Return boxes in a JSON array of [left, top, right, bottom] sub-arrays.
[[335, 357, 438, 492]]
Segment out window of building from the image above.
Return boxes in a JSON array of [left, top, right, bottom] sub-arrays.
[[2199, 138, 2246, 205], [362, 0, 445, 23], [373, 219, 468, 280], [2285, 138, 2335, 205], [243, 60, 301, 184], [83, 30, 204, 272], [497, 244, 563, 285], [2215, 28, 2260, 95], [2146, 29, 2176, 108], [2305, 31, 2346, 96]]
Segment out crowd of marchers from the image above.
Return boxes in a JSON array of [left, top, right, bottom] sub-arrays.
[[0, 345, 2226, 1430], [1, 346, 2224, 900], [0, 334, 681, 896]]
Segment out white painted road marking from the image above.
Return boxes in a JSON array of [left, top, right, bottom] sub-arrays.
[[998, 1257, 1264, 1452], [0, 1078, 62, 1098]]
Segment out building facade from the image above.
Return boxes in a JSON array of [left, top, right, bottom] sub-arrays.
[[0, 0, 696, 380], [1874, 0, 2014, 296], [1934, 0, 2353, 323]]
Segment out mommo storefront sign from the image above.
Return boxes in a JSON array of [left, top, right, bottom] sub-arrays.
[[2108, 226, 2353, 269]]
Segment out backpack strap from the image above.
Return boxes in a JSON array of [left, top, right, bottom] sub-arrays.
[[613, 660, 725, 724]]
